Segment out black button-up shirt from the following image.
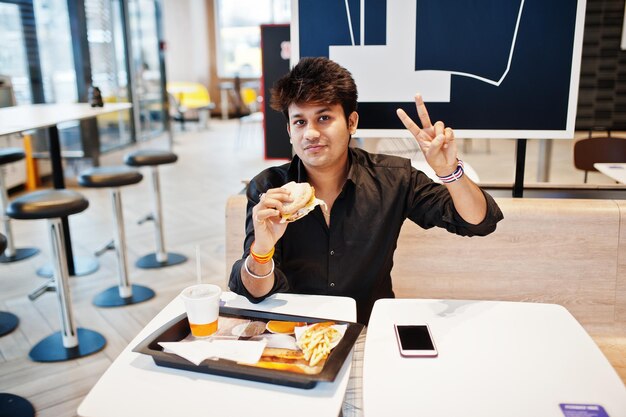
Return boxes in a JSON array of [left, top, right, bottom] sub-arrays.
[[229, 148, 503, 324]]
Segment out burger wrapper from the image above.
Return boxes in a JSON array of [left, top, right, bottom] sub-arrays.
[[280, 198, 327, 223]]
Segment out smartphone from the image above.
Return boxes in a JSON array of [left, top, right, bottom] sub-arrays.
[[394, 324, 438, 357]]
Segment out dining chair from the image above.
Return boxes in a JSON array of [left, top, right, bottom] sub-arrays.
[[573, 134, 626, 183]]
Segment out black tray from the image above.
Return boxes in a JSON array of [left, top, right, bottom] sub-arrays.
[[133, 306, 364, 389]]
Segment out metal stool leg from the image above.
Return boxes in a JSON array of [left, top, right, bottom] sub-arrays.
[[152, 167, 167, 263], [135, 166, 186, 269], [0, 166, 39, 263], [29, 218, 105, 362], [93, 189, 154, 307]]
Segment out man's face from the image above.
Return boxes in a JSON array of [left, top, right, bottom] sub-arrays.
[[287, 102, 358, 170]]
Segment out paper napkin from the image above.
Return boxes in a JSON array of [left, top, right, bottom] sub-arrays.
[[159, 339, 267, 366]]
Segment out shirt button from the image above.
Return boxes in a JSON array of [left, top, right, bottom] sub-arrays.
[[330, 250, 335, 256], [330, 282, 335, 287]]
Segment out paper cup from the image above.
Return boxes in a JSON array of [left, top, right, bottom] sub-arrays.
[[180, 284, 222, 337]]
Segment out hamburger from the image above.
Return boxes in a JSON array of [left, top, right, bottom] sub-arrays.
[[279, 181, 326, 223]]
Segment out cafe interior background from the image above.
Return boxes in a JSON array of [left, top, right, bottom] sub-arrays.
[[0, 0, 625, 415]]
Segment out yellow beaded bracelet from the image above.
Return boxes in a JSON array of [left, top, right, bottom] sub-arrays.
[[250, 241, 275, 264]]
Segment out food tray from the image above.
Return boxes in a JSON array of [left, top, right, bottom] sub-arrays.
[[133, 306, 364, 389]]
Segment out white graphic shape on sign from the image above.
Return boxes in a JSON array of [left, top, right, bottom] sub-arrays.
[[329, 0, 525, 103]]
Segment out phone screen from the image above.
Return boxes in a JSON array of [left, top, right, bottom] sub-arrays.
[[396, 325, 435, 350], [395, 324, 438, 357]]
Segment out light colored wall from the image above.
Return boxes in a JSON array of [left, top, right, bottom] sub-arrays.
[[162, 0, 210, 86]]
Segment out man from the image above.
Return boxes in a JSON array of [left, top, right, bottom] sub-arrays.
[[229, 57, 503, 324]]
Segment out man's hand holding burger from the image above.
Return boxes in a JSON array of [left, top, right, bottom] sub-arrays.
[[243, 182, 324, 296], [253, 181, 321, 249], [252, 187, 292, 253]]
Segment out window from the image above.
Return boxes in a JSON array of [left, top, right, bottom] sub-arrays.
[[215, 0, 290, 78], [0, 3, 32, 104], [85, 0, 133, 151], [33, 0, 78, 103]]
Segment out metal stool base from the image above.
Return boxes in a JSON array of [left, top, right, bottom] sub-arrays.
[[93, 284, 155, 307], [0, 393, 35, 417], [0, 312, 18, 337], [135, 252, 186, 269], [37, 256, 99, 278], [29, 328, 106, 362], [0, 247, 39, 263]]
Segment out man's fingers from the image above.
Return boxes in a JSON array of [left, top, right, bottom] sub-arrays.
[[430, 133, 445, 152], [415, 94, 432, 129], [259, 188, 292, 206], [261, 195, 284, 211], [444, 127, 454, 146], [442, 127, 454, 150], [434, 121, 444, 137], [434, 121, 445, 149], [444, 127, 454, 141], [268, 188, 292, 200], [396, 108, 422, 138], [254, 208, 280, 223]]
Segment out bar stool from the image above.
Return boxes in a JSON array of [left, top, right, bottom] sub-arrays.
[[124, 150, 187, 268], [7, 189, 106, 361], [0, 233, 20, 337], [0, 148, 39, 263], [78, 166, 155, 307]]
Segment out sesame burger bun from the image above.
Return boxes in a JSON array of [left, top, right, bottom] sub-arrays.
[[280, 181, 316, 222]]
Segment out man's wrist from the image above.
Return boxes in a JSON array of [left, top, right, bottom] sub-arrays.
[[245, 255, 274, 279], [251, 240, 274, 257], [437, 160, 464, 183], [250, 241, 275, 264]]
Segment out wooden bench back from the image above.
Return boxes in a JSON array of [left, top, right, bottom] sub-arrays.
[[225, 195, 625, 326]]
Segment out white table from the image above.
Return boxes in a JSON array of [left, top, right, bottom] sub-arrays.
[[411, 159, 480, 183], [594, 163, 626, 184], [363, 299, 626, 417], [78, 292, 357, 417], [0, 103, 131, 275]]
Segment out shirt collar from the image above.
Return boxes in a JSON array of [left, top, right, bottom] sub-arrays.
[[286, 148, 360, 188], [286, 154, 307, 182]]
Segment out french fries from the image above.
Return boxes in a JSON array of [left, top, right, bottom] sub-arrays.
[[297, 321, 340, 367]]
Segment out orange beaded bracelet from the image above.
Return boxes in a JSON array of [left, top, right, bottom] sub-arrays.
[[250, 241, 275, 264]]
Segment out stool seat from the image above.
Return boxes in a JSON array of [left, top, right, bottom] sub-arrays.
[[78, 166, 143, 188], [0, 148, 25, 165], [0, 393, 35, 417], [7, 190, 88, 220], [124, 149, 177, 166]]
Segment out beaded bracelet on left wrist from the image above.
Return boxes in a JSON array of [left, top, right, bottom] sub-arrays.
[[250, 241, 275, 264]]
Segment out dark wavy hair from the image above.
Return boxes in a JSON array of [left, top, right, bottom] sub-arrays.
[[270, 57, 358, 121]]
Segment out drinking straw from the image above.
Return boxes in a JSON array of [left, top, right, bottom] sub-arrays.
[[195, 244, 202, 285]]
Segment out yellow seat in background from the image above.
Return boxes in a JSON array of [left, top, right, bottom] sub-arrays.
[[240, 87, 258, 112], [167, 82, 214, 110], [167, 82, 215, 130]]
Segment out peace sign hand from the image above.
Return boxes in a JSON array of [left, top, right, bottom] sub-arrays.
[[396, 93, 458, 177]]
